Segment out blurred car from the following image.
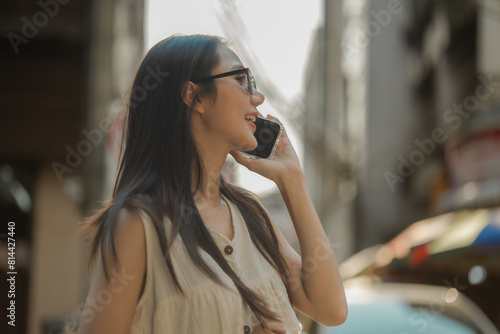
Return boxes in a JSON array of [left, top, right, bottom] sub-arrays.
[[313, 276, 500, 334], [335, 207, 500, 331]]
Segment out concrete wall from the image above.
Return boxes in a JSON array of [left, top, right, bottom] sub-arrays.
[[28, 165, 85, 334], [356, 0, 426, 248]]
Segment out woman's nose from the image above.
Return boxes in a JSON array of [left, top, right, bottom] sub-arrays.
[[251, 89, 265, 106]]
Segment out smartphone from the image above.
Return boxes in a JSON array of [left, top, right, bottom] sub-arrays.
[[243, 116, 283, 159]]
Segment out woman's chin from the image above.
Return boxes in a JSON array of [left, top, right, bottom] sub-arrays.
[[236, 138, 257, 152]]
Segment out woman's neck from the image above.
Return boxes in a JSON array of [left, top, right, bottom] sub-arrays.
[[192, 146, 228, 209]]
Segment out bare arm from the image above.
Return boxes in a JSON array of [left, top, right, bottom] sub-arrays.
[[230, 115, 347, 326], [272, 173, 347, 326], [78, 209, 146, 334]]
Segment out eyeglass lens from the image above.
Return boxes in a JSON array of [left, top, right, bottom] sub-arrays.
[[247, 70, 256, 94]]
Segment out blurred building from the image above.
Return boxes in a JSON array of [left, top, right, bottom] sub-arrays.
[[301, 0, 356, 261], [408, 0, 500, 214], [397, 0, 500, 216], [302, 0, 422, 256], [303, 0, 500, 254], [0, 0, 144, 333]]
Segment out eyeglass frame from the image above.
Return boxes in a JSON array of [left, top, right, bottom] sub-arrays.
[[194, 67, 257, 95]]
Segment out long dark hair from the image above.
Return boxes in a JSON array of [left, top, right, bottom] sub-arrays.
[[81, 34, 292, 326]]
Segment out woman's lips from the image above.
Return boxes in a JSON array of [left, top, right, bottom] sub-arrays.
[[246, 120, 256, 130]]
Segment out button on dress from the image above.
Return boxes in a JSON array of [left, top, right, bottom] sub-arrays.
[[129, 196, 302, 333]]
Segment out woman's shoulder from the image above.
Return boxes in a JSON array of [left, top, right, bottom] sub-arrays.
[[115, 207, 146, 238], [109, 207, 148, 268], [78, 208, 148, 334]]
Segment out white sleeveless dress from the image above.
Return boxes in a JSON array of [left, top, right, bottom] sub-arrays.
[[129, 197, 302, 334]]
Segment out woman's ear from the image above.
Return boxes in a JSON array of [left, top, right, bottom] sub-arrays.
[[182, 81, 204, 114]]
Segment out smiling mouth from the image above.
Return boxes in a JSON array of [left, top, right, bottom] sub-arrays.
[[245, 115, 256, 122]]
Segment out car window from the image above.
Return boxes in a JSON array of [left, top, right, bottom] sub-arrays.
[[317, 301, 478, 334]]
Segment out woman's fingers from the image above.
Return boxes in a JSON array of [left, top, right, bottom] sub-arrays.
[[229, 150, 254, 168], [265, 114, 288, 138]]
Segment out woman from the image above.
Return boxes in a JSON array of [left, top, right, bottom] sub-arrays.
[[78, 34, 347, 334]]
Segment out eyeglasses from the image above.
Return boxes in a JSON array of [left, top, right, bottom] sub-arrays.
[[195, 67, 257, 95]]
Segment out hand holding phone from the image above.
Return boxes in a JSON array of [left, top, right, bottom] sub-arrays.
[[242, 116, 283, 159], [231, 114, 302, 184]]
